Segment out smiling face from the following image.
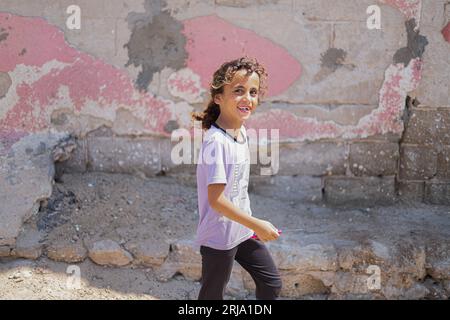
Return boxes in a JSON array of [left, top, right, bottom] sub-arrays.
[[214, 69, 260, 128]]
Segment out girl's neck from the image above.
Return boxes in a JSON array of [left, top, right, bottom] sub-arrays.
[[215, 116, 242, 132]]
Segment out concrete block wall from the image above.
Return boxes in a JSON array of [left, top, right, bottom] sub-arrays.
[[1, 0, 449, 205]]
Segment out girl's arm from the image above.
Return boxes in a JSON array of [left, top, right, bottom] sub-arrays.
[[208, 184, 279, 242]]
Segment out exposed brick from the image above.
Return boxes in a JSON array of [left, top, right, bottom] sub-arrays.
[[248, 175, 323, 203], [88, 136, 162, 176], [251, 141, 347, 177], [399, 145, 437, 180], [437, 146, 450, 180], [403, 109, 450, 146], [55, 138, 87, 174], [349, 142, 399, 176], [424, 182, 450, 205], [323, 176, 396, 205], [397, 181, 424, 202]]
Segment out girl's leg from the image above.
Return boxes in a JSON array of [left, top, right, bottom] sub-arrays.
[[235, 238, 282, 300], [198, 245, 237, 300]]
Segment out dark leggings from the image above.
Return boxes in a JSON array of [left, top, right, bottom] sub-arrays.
[[198, 238, 282, 300]]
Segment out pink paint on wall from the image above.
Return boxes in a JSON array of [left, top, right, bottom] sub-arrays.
[[0, 13, 173, 145], [247, 58, 423, 140], [442, 22, 450, 43], [381, 0, 422, 22], [0, 13, 77, 72], [247, 109, 342, 140], [169, 77, 199, 95], [182, 15, 302, 97]]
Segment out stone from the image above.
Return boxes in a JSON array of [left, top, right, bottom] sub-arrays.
[[402, 108, 450, 146], [269, 241, 338, 272], [0, 132, 67, 247], [399, 145, 438, 180], [424, 182, 450, 205], [436, 146, 450, 179], [256, 141, 346, 176], [157, 239, 201, 281], [279, 272, 330, 297], [323, 176, 396, 205], [14, 226, 43, 260], [248, 175, 323, 203], [46, 241, 87, 263], [0, 245, 13, 257], [125, 239, 170, 267], [88, 136, 162, 176], [87, 239, 133, 266], [426, 242, 450, 280], [331, 272, 373, 295], [349, 142, 399, 176], [397, 181, 424, 201]]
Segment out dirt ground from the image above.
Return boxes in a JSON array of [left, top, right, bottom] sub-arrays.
[[1, 171, 449, 299]]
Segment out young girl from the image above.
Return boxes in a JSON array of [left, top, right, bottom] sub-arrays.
[[192, 56, 282, 300]]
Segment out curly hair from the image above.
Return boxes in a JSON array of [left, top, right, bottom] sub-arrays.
[[192, 56, 268, 130]]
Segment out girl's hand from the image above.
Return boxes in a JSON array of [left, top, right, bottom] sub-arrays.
[[253, 219, 280, 242]]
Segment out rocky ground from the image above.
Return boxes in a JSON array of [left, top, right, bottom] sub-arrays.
[[1, 171, 450, 300]]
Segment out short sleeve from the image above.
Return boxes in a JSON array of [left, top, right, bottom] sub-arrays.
[[201, 138, 227, 185]]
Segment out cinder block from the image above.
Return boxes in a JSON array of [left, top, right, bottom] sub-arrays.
[[88, 136, 162, 176], [437, 146, 450, 180], [403, 108, 450, 146], [56, 138, 87, 173], [248, 175, 323, 203], [399, 145, 437, 180], [257, 102, 377, 126], [397, 181, 424, 202], [424, 182, 450, 205], [252, 141, 347, 176], [349, 142, 399, 176], [323, 176, 396, 205]]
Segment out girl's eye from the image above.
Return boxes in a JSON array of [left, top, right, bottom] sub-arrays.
[[234, 89, 258, 96]]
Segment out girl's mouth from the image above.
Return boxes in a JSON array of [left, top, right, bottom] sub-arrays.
[[237, 106, 251, 114]]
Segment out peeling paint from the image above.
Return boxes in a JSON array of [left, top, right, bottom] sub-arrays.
[[125, 0, 187, 92], [314, 48, 355, 82], [0, 0, 430, 148], [247, 58, 423, 140], [442, 22, 450, 43], [0, 13, 178, 151], [320, 48, 347, 71], [182, 15, 302, 97], [381, 0, 422, 26], [0, 72, 12, 98], [0, 31, 8, 42], [393, 19, 428, 66], [167, 68, 205, 103]]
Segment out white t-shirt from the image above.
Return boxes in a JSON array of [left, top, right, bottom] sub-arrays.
[[195, 124, 254, 250]]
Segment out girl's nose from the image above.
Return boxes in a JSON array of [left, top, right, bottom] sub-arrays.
[[243, 92, 252, 103]]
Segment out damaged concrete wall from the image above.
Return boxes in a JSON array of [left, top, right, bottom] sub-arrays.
[[0, 0, 449, 222]]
